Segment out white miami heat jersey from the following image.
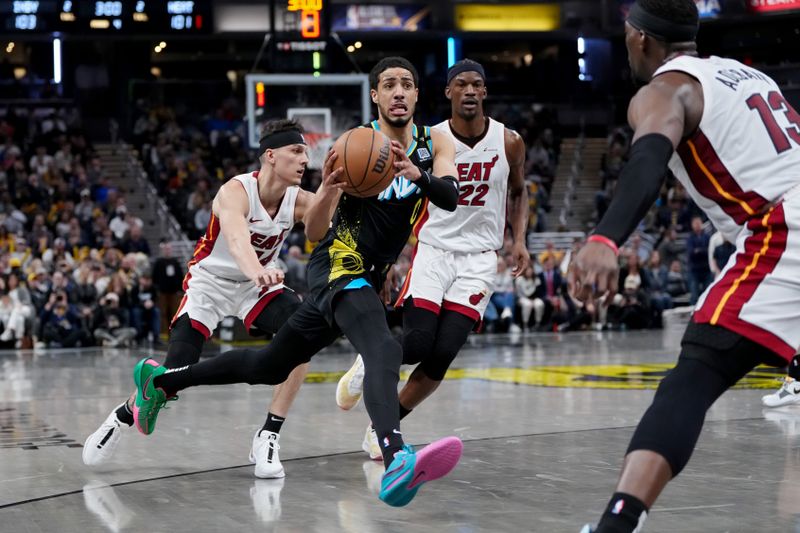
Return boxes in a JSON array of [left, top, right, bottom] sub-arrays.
[[654, 55, 800, 242], [189, 172, 298, 281], [419, 118, 510, 252]]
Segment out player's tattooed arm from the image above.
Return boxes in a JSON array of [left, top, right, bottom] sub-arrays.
[[304, 149, 345, 242], [213, 181, 272, 285], [504, 128, 530, 277]]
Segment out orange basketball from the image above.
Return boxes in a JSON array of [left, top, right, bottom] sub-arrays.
[[331, 127, 396, 198]]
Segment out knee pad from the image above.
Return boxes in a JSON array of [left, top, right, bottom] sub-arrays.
[[250, 291, 302, 335], [402, 327, 436, 366]]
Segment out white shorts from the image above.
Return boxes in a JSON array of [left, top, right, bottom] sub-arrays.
[[693, 191, 800, 362], [396, 241, 496, 322], [171, 264, 285, 339]]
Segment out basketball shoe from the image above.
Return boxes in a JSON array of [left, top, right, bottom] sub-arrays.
[[762, 377, 800, 407], [82, 403, 129, 466], [379, 436, 463, 507], [362, 425, 382, 461], [249, 430, 285, 479], [336, 354, 364, 410], [132, 358, 175, 435]]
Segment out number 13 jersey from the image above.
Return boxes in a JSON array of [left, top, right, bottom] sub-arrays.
[[418, 118, 510, 253], [655, 55, 800, 242]]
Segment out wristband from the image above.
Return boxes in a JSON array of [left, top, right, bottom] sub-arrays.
[[587, 234, 619, 256]]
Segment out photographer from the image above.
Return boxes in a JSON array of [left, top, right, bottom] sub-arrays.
[[40, 291, 88, 348], [92, 292, 137, 347]]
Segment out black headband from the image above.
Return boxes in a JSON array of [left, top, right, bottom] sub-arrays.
[[447, 62, 486, 85], [627, 3, 698, 43], [259, 130, 306, 156]]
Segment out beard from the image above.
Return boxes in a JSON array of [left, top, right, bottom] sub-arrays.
[[455, 106, 480, 121], [382, 114, 412, 128]]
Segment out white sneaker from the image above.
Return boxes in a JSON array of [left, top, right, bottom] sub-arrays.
[[362, 425, 382, 461], [83, 403, 128, 466], [336, 354, 365, 410], [250, 478, 284, 523], [0, 328, 13, 342], [249, 430, 285, 479], [762, 377, 800, 407]]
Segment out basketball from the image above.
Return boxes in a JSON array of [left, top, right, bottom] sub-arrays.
[[331, 127, 396, 198]]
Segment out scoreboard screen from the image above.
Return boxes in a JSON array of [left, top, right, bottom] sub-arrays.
[[1, 0, 212, 33]]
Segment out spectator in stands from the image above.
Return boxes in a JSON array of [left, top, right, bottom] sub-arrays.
[[665, 260, 689, 299], [708, 231, 736, 280], [75, 189, 95, 223], [120, 224, 151, 255], [537, 240, 564, 266], [533, 255, 566, 330], [609, 275, 651, 330], [131, 273, 160, 345], [40, 292, 88, 348], [152, 241, 183, 334], [0, 271, 34, 344], [282, 245, 307, 296], [193, 200, 212, 238], [657, 226, 683, 268], [686, 216, 712, 305], [515, 264, 540, 331], [485, 256, 516, 333], [642, 250, 672, 317], [29, 145, 53, 178], [92, 292, 136, 347]]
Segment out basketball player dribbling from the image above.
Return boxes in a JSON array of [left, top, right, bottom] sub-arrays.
[[336, 59, 531, 460], [124, 57, 466, 507], [571, 1, 800, 531], [83, 119, 314, 479]]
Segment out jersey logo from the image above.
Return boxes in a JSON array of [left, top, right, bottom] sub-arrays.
[[469, 290, 487, 306], [416, 147, 431, 161], [250, 228, 288, 266], [457, 155, 499, 182], [377, 176, 420, 201], [249, 217, 263, 224]]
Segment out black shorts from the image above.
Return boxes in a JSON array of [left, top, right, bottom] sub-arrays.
[[304, 250, 387, 326]]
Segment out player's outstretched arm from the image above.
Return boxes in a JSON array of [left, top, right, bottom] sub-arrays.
[[304, 149, 345, 242], [505, 128, 530, 277], [214, 182, 275, 286], [570, 73, 697, 303]]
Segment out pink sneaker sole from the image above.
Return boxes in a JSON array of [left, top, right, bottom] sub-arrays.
[[408, 436, 463, 489]]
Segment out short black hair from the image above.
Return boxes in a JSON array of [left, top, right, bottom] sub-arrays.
[[369, 57, 419, 90], [259, 118, 304, 143], [637, 0, 699, 27]]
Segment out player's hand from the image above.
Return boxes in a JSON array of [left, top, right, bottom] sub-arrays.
[[568, 241, 619, 303], [320, 150, 346, 192], [390, 140, 422, 181], [252, 267, 285, 288], [510, 242, 531, 278]]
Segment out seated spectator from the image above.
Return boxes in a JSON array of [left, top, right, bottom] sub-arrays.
[[92, 292, 137, 347], [40, 292, 89, 348], [484, 256, 516, 333], [537, 240, 564, 266], [120, 224, 151, 255], [282, 245, 307, 296], [608, 275, 651, 330], [532, 255, 567, 330], [665, 260, 689, 298]]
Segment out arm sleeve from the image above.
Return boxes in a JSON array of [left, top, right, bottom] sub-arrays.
[[416, 170, 458, 212], [593, 133, 674, 246]]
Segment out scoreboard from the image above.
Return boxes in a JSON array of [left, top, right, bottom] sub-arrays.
[[1, 0, 212, 33]]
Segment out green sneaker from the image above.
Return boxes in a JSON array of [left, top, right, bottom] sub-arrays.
[[132, 358, 173, 435]]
